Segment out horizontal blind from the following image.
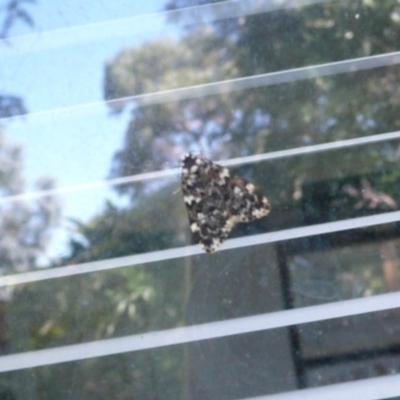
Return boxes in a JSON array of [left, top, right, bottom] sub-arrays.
[[1, 0, 400, 399]]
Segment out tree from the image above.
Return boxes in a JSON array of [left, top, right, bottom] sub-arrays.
[[6, 1, 400, 399], [4, 194, 187, 400], [0, 130, 60, 400], [0, 131, 60, 274], [104, 29, 240, 199], [0, 0, 36, 119], [105, 0, 400, 215], [0, 0, 35, 39], [101, 1, 400, 397]]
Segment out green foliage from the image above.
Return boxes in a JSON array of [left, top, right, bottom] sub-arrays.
[[99, 2, 400, 395], [4, 186, 189, 398], [5, 1, 400, 398], [106, 1, 400, 206]]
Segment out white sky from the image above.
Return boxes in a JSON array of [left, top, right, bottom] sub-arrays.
[[0, 0, 180, 260]]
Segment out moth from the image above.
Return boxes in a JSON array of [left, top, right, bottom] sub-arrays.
[[181, 153, 271, 253]]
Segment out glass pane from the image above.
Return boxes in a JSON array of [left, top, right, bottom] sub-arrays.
[[1, 0, 400, 399]]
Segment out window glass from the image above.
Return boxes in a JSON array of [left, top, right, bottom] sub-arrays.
[[1, 0, 400, 399]]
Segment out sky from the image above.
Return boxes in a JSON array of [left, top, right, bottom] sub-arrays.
[[0, 0, 182, 261]]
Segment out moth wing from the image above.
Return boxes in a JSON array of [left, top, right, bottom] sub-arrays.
[[229, 175, 271, 223], [185, 197, 233, 253]]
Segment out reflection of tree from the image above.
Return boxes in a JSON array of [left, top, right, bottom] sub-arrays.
[[104, 1, 400, 397], [0, 3, 61, 390], [106, 1, 400, 210], [0, 4, 58, 272], [0, 0, 60, 274], [0, 132, 60, 274], [102, 4, 400, 397], [0, 0, 34, 39], [0, 131, 60, 373], [0, 95, 25, 119], [104, 30, 238, 199], [0, 0, 35, 119], [4, 192, 185, 398], [4, 1, 400, 399], [0, 387, 15, 400]]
